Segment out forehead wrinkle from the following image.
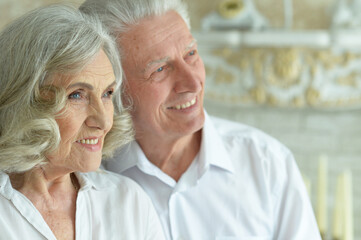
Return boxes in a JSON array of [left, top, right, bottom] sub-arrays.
[[124, 12, 194, 76]]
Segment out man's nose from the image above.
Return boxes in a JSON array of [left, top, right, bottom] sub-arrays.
[[173, 61, 202, 94]]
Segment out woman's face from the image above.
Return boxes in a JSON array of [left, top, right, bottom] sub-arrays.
[[47, 49, 116, 173]]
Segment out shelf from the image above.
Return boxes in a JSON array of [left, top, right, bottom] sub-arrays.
[[193, 29, 361, 49]]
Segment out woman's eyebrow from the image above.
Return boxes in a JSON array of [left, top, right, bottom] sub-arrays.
[[106, 81, 117, 89], [67, 80, 116, 90], [67, 82, 94, 90]]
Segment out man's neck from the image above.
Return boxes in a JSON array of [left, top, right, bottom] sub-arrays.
[[137, 130, 202, 182]]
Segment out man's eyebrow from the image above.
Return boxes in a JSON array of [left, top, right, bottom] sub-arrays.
[[146, 56, 170, 68], [185, 39, 197, 51], [142, 56, 170, 74], [142, 39, 197, 73]]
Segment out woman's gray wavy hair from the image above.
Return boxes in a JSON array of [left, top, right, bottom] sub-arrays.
[[0, 4, 133, 173]]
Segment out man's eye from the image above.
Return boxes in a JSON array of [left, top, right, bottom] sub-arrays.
[[149, 65, 169, 82], [189, 50, 195, 56], [68, 92, 82, 99]]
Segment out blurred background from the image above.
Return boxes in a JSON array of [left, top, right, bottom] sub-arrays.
[[1, 0, 360, 239]]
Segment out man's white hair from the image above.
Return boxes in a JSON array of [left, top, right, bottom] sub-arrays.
[[80, 0, 190, 57]]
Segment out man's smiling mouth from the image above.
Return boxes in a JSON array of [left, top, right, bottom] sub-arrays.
[[168, 97, 196, 110]]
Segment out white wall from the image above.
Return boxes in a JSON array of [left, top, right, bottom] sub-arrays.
[[205, 99, 361, 239]]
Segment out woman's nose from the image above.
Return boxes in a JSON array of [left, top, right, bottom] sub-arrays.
[[85, 99, 113, 131]]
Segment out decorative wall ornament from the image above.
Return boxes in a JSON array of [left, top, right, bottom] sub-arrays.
[[202, 0, 269, 30], [332, 0, 361, 29], [217, 0, 245, 19], [197, 0, 361, 110], [200, 46, 361, 109]]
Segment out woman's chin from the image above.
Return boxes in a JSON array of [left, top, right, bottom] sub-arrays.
[[87, 162, 102, 172], [77, 159, 102, 173]]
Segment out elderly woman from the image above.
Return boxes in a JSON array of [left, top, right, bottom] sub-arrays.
[[0, 5, 165, 240]]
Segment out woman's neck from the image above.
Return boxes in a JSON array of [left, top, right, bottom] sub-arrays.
[[9, 166, 78, 240], [9, 166, 78, 206]]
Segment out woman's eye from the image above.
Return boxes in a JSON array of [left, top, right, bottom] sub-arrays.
[[156, 66, 164, 72], [68, 92, 82, 99], [188, 50, 195, 56], [103, 90, 114, 98]]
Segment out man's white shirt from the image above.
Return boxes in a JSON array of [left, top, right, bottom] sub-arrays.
[[105, 111, 321, 240]]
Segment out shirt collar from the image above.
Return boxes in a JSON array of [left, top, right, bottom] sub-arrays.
[[199, 111, 235, 174], [0, 170, 115, 199], [105, 109, 235, 178], [74, 170, 117, 191], [105, 141, 147, 172], [105, 141, 177, 185], [0, 171, 14, 200]]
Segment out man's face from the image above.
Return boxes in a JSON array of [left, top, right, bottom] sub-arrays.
[[120, 11, 206, 140]]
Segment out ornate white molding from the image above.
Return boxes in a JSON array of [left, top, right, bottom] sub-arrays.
[[196, 37, 361, 109], [202, 0, 268, 31], [197, 0, 361, 109]]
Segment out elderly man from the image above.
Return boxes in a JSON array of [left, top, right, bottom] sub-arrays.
[[80, 0, 321, 239]]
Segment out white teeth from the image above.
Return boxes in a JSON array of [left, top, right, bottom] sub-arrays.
[[77, 138, 99, 145], [173, 98, 196, 110]]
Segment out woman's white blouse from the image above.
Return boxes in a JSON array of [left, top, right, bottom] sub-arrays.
[[0, 170, 165, 240]]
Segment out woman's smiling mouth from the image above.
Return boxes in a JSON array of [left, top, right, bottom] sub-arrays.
[[76, 138, 99, 145]]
